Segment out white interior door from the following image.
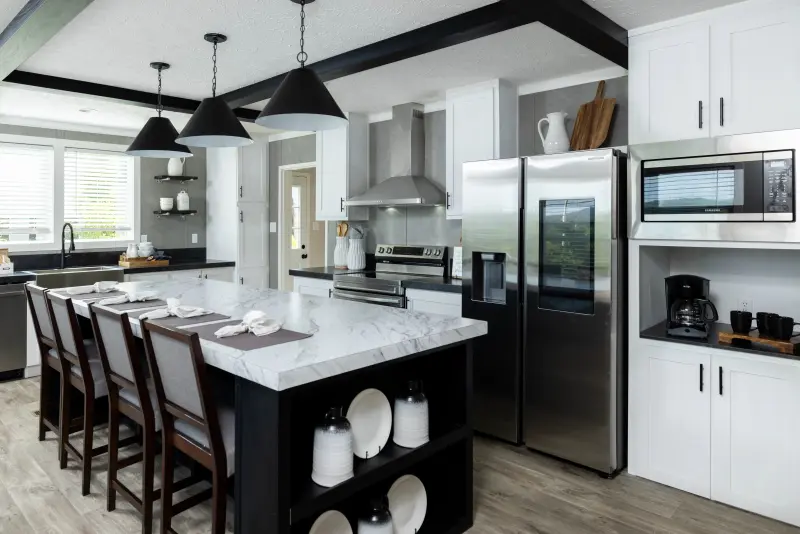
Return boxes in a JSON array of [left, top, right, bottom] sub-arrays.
[[711, 353, 800, 526], [281, 171, 314, 290]]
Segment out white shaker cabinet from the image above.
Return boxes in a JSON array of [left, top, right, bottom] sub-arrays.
[[316, 113, 369, 222], [710, 6, 800, 136], [237, 202, 269, 289], [405, 289, 461, 317], [202, 267, 235, 282], [629, 22, 710, 144], [292, 276, 332, 298], [629, 343, 712, 498], [710, 353, 800, 526], [445, 80, 517, 219]]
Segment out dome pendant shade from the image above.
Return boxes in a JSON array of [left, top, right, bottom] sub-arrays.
[[256, 67, 348, 131], [176, 96, 253, 148], [126, 117, 193, 158]]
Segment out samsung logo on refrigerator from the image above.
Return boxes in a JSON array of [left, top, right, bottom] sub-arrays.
[[704, 208, 723, 212]]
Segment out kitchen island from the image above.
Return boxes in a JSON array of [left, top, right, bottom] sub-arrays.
[[67, 278, 487, 534]]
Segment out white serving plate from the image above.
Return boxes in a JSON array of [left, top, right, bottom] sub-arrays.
[[309, 510, 352, 534], [347, 388, 392, 459], [388, 474, 427, 534]]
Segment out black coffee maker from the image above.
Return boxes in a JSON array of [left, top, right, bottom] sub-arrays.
[[665, 275, 719, 339]]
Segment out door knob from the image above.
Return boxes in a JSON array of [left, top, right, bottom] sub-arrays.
[[301, 254, 308, 259], [301, 244, 306, 250]]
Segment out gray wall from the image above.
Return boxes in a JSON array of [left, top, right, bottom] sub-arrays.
[[366, 110, 462, 251], [520, 76, 628, 156], [0, 123, 206, 251], [268, 134, 317, 288]]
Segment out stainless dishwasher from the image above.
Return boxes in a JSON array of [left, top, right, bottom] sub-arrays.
[[0, 282, 28, 380]]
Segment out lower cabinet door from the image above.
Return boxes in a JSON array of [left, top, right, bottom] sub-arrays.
[[641, 344, 711, 498], [711, 353, 800, 526], [203, 267, 235, 283]]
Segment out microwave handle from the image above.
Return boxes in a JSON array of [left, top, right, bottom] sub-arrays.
[[698, 101, 703, 130]]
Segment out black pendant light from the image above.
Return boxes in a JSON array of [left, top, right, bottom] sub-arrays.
[[126, 62, 193, 158], [176, 33, 253, 148], [255, 0, 348, 131]]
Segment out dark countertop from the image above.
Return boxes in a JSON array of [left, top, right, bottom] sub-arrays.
[[0, 271, 35, 284], [641, 320, 800, 362], [124, 259, 235, 275], [289, 266, 463, 294]]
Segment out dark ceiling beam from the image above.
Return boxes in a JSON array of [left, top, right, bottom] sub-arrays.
[[2, 70, 260, 122], [519, 0, 628, 69], [220, 1, 537, 109], [0, 0, 94, 80]]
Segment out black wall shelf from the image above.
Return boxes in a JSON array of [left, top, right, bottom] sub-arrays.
[[153, 209, 197, 220], [154, 175, 198, 184]]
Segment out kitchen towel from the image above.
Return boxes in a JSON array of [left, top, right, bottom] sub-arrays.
[[213, 310, 281, 338], [138, 298, 213, 320], [187, 319, 311, 351], [67, 281, 119, 295]]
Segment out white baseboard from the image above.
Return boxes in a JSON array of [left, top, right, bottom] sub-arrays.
[[24, 365, 41, 378]]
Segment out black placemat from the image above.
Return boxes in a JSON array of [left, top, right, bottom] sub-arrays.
[[148, 313, 231, 328], [185, 319, 311, 351], [103, 299, 167, 312], [51, 290, 127, 301]]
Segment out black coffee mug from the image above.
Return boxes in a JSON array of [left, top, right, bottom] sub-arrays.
[[730, 310, 755, 334], [756, 312, 775, 335], [767, 315, 800, 341]]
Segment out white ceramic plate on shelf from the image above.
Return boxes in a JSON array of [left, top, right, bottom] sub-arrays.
[[309, 510, 353, 534], [388, 474, 427, 534], [346, 388, 392, 459]]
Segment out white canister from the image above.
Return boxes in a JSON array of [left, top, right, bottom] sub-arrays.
[[138, 242, 154, 257], [167, 157, 185, 176], [393, 380, 430, 449], [176, 190, 190, 211], [537, 111, 570, 155], [311, 407, 354, 488], [334, 236, 349, 269], [126, 243, 139, 259], [347, 238, 366, 271], [159, 197, 174, 211]]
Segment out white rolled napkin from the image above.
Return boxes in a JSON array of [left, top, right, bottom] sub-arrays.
[[98, 288, 159, 306], [139, 298, 212, 320], [67, 281, 119, 295], [214, 310, 281, 338]]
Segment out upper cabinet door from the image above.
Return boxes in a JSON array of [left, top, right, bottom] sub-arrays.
[[316, 128, 348, 221], [711, 353, 800, 527], [710, 5, 800, 136], [629, 22, 710, 144], [238, 143, 268, 203]]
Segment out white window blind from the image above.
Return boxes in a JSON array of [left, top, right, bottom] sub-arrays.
[[64, 148, 134, 241], [0, 142, 54, 244]]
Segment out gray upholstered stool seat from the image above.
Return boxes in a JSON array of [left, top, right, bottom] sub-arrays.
[[119, 381, 162, 431], [174, 406, 235, 476], [48, 342, 107, 398]]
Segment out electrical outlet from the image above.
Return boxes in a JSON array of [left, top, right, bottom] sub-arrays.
[[740, 298, 754, 312], [140, 234, 147, 243], [191, 233, 198, 244], [269, 222, 277, 233]]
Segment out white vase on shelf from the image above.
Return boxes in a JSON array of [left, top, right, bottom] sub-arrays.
[[347, 238, 366, 271], [537, 111, 570, 155], [334, 237, 349, 269], [167, 157, 185, 176]]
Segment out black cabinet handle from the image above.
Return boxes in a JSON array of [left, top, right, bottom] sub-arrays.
[[719, 366, 723, 395], [340, 197, 344, 212], [699, 100, 703, 129], [239, 185, 243, 198], [239, 210, 243, 223], [720, 97, 725, 127], [240, 277, 244, 285], [700, 363, 704, 392], [301, 254, 308, 259], [446, 192, 451, 209]]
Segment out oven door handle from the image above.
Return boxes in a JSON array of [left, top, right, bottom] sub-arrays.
[[332, 289, 405, 307], [333, 282, 403, 296]]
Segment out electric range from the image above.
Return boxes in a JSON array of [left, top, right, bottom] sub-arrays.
[[332, 244, 448, 308]]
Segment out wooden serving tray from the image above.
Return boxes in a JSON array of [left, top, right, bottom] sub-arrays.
[[118, 257, 169, 269], [718, 330, 800, 355]]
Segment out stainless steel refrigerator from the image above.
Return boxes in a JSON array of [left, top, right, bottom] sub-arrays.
[[462, 149, 626, 475]]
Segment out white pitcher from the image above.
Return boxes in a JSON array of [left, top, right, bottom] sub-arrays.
[[538, 111, 570, 155], [167, 157, 186, 176]]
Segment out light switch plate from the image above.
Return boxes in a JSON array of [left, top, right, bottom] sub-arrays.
[[140, 235, 148, 243], [191, 233, 198, 244], [270, 222, 277, 233]]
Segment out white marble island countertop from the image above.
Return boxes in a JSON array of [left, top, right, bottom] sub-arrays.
[[69, 279, 487, 391]]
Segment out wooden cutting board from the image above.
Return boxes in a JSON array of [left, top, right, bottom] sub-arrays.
[[570, 81, 616, 151]]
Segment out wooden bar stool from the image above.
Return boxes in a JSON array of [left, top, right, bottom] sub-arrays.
[[90, 304, 164, 534], [141, 321, 235, 534], [24, 284, 63, 444], [46, 292, 119, 495]]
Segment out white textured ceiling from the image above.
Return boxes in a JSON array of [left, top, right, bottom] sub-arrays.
[[0, 86, 275, 137], [249, 22, 616, 115], [583, 0, 748, 29], [19, 0, 495, 100]]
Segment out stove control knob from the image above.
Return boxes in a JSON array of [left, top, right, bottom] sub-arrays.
[[378, 247, 384, 253], [386, 247, 392, 254], [424, 249, 430, 256], [434, 250, 441, 256]]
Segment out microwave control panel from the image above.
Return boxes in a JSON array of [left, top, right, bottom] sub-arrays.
[[764, 150, 795, 221]]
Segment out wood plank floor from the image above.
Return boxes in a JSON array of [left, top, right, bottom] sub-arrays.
[[1, 378, 796, 534]]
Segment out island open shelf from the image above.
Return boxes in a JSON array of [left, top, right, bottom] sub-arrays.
[[235, 340, 474, 534]]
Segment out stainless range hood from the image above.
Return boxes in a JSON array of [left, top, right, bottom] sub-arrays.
[[345, 103, 445, 207]]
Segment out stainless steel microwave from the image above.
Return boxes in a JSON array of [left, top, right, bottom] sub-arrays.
[[630, 130, 800, 243]]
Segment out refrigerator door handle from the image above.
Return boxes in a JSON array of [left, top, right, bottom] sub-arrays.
[[610, 154, 619, 240]]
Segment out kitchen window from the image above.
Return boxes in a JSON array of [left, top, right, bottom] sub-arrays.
[[0, 135, 139, 251]]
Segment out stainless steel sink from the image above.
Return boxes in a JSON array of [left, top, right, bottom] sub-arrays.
[[32, 265, 124, 289]]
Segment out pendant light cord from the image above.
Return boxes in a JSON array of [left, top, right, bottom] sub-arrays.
[[211, 40, 218, 97], [297, 0, 308, 67], [156, 66, 163, 117]]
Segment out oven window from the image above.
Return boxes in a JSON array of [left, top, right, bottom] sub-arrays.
[[643, 165, 741, 212], [539, 199, 595, 315]]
